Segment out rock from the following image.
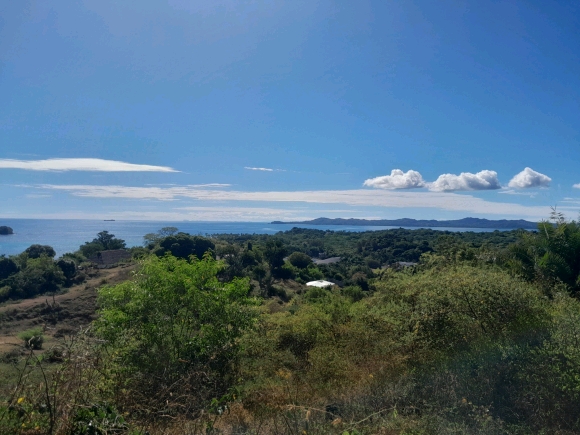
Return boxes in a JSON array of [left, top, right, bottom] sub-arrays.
[[0, 226, 13, 235]]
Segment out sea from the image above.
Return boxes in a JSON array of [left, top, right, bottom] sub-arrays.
[[0, 219, 519, 258]]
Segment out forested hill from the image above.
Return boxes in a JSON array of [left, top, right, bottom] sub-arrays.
[[271, 217, 538, 229]]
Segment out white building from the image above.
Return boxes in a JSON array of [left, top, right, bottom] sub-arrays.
[[306, 280, 334, 288]]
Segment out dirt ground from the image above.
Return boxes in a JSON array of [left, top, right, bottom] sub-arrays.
[[0, 264, 137, 357]]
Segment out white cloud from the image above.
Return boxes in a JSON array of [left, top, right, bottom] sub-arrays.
[[429, 170, 501, 192], [508, 167, 551, 189], [245, 167, 274, 172], [364, 169, 425, 189], [25, 184, 551, 219], [573, 184, 580, 189], [0, 158, 178, 172], [498, 189, 536, 197]]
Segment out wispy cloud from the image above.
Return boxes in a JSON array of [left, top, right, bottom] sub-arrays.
[[429, 170, 501, 192], [25, 184, 552, 219], [364, 169, 425, 189], [573, 184, 580, 189], [0, 158, 179, 172], [508, 167, 551, 189], [498, 189, 537, 197], [25, 194, 52, 199], [244, 167, 286, 172], [245, 167, 273, 172]]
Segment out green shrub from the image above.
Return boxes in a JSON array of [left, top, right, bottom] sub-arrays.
[[18, 328, 44, 349], [341, 285, 364, 302], [70, 403, 129, 435], [95, 254, 258, 418]]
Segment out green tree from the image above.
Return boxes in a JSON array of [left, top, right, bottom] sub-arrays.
[[287, 252, 312, 269], [143, 227, 179, 247], [95, 254, 257, 415], [24, 244, 56, 259], [509, 211, 580, 293], [0, 256, 19, 280], [155, 233, 215, 260], [78, 231, 126, 258], [57, 258, 77, 282], [79, 241, 105, 259], [263, 239, 287, 278], [142, 233, 161, 247], [158, 226, 178, 237], [93, 231, 126, 250], [7, 256, 65, 299]]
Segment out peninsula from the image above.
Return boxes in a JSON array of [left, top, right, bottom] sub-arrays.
[[271, 217, 539, 229]]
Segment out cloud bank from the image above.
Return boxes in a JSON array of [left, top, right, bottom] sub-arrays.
[[429, 170, 501, 192], [0, 158, 178, 172], [25, 183, 550, 218], [364, 169, 425, 189], [508, 167, 551, 189]]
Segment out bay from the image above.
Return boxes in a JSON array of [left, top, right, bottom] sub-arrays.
[[0, 219, 521, 257]]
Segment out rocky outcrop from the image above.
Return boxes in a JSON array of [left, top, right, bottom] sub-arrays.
[[0, 226, 14, 235]]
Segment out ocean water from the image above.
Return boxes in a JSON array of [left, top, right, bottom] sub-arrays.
[[0, 219, 515, 258]]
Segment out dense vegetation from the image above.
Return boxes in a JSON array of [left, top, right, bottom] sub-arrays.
[[0, 232, 132, 303], [4, 215, 580, 434]]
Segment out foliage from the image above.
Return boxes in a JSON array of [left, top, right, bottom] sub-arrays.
[[154, 233, 215, 260], [143, 226, 179, 247], [94, 231, 127, 250], [95, 254, 258, 417], [70, 403, 129, 435], [263, 239, 287, 277], [24, 244, 56, 259], [79, 242, 106, 259], [18, 328, 44, 349], [7, 219, 580, 434], [287, 252, 313, 269], [238, 266, 554, 434], [57, 258, 77, 281], [79, 231, 126, 258], [0, 256, 18, 280], [509, 211, 580, 294], [1, 255, 65, 301]]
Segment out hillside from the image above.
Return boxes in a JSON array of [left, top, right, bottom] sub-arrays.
[[272, 216, 539, 229]]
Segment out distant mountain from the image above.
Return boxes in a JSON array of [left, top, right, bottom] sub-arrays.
[[270, 217, 539, 229]]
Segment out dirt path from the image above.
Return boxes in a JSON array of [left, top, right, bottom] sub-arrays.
[[0, 264, 137, 355]]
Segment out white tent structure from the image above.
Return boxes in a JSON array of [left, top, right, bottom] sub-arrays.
[[306, 280, 334, 288]]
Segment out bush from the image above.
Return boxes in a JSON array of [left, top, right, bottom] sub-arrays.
[[57, 258, 77, 282], [18, 328, 44, 349], [341, 285, 364, 302], [288, 252, 313, 269], [8, 255, 65, 300], [70, 403, 129, 435], [95, 254, 258, 418]]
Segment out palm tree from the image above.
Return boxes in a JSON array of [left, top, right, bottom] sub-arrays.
[[509, 210, 580, 294]]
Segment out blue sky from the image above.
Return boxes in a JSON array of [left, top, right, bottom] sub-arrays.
[[0, 0, 579, 222]]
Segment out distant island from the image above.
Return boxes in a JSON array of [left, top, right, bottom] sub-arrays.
[[0, 225, 14, 235], [271, 217, 539, 230]]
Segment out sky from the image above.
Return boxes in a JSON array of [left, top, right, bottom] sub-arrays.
[[0, 0, 579, 222]]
